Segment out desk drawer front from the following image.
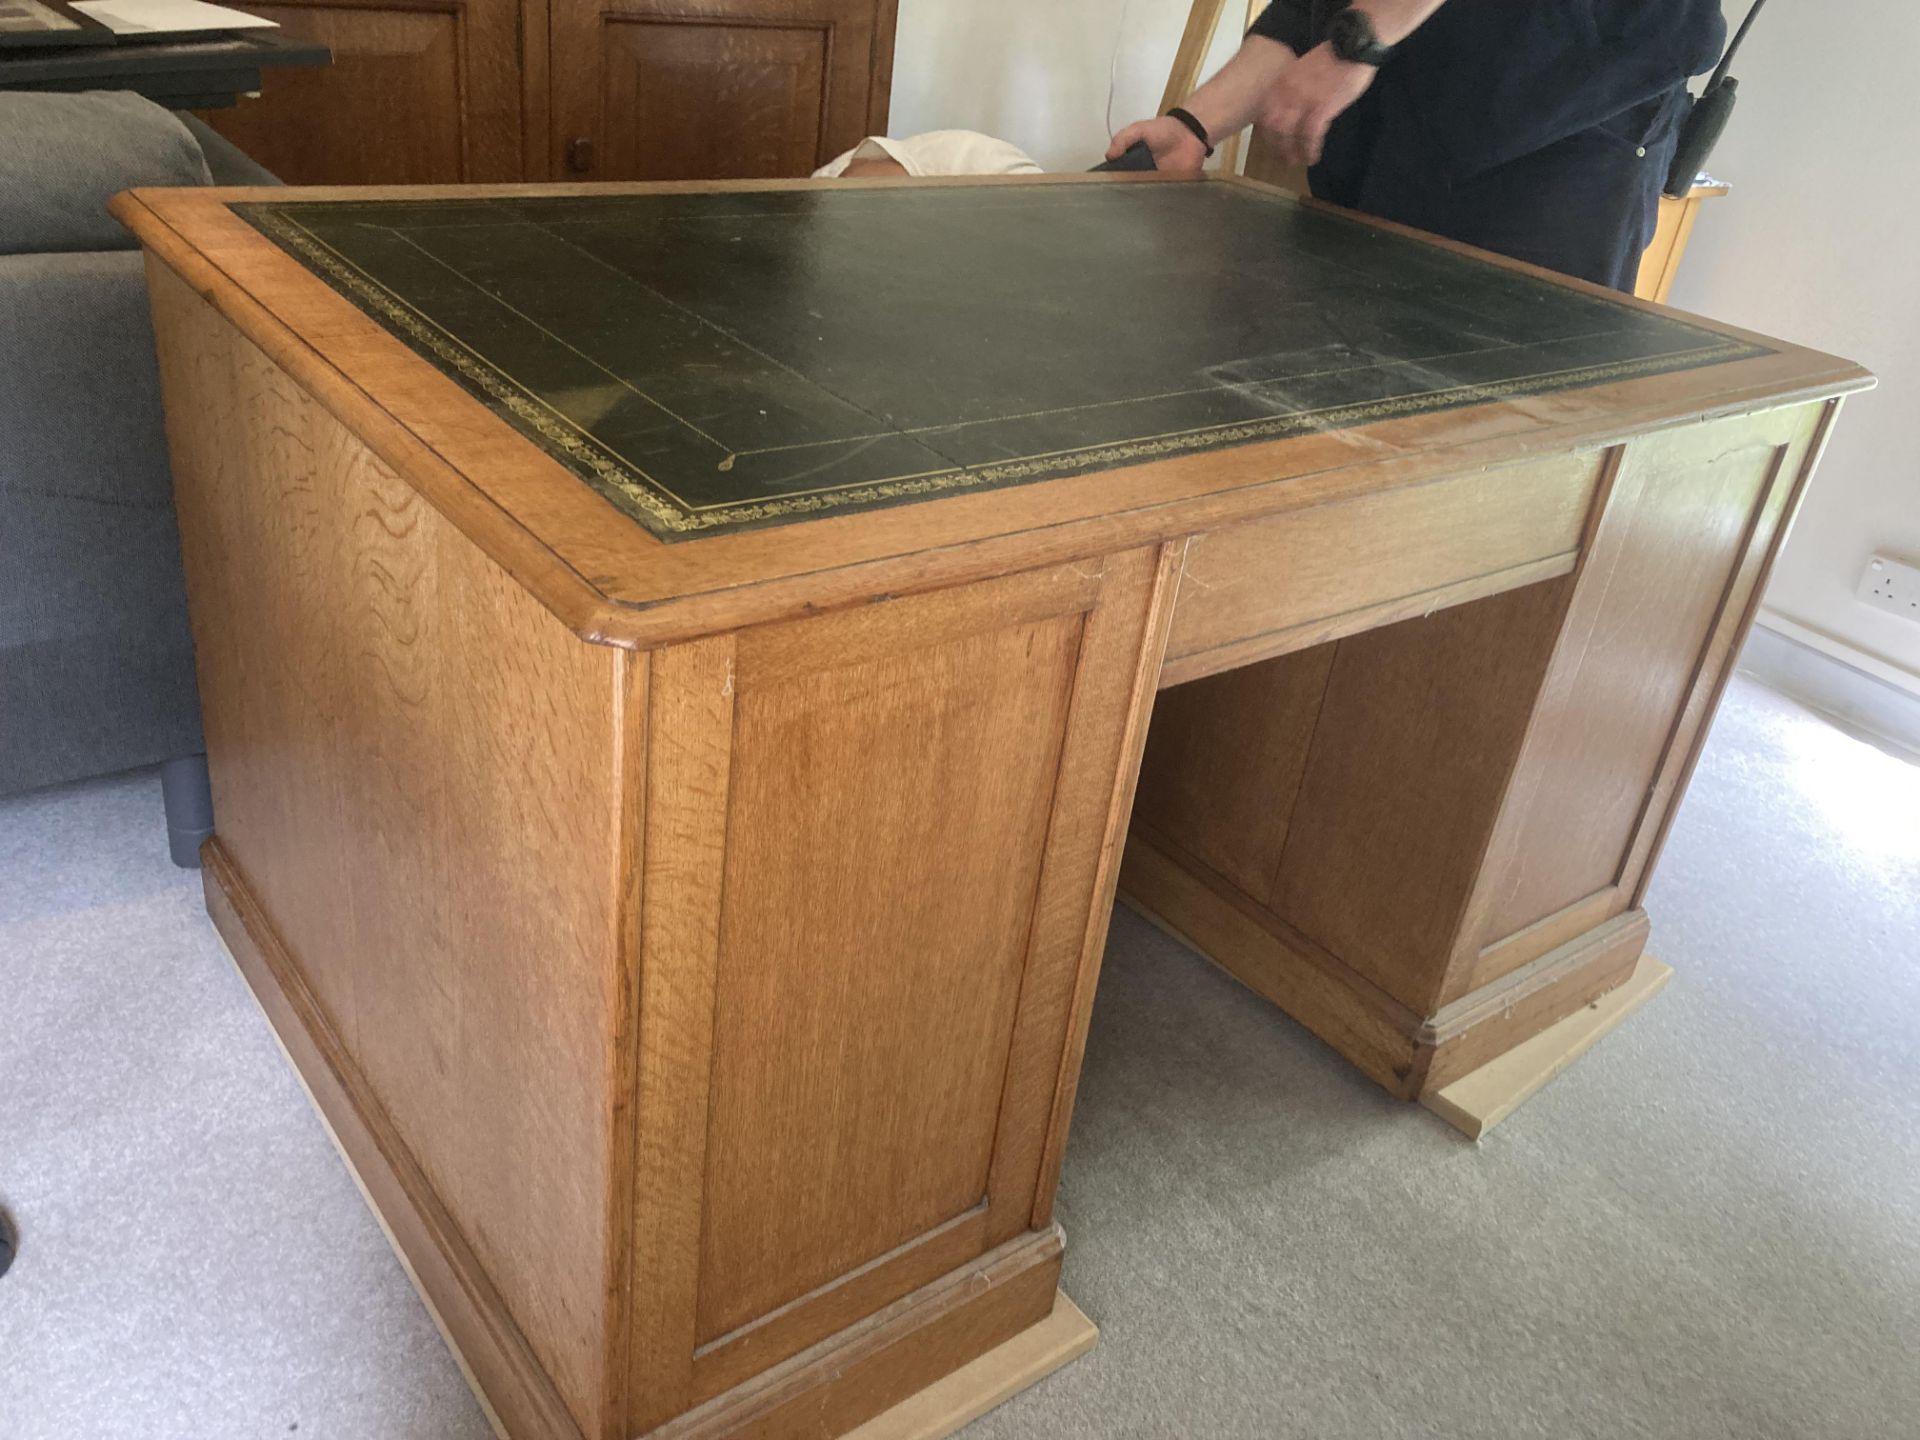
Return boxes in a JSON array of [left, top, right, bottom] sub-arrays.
[[1165, 451, 1604, 678]]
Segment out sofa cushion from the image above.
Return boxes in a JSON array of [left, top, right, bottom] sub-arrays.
[[0, 250, 174, 510], [0, 245, 204, 794], [0, 633, 203, 796], [0, 91, 211, 256]]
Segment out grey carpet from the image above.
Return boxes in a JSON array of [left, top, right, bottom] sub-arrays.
[[2, 675, 1916, 1439]]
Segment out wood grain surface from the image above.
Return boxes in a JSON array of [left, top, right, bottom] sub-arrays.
[[200, 0, 525, 183], [1454, 402, 1835, 997], [200, 0, 896, 186], [551, 0, 898, 182], [697, 609, 1079, 1340], [1124, 401, 1849, 1099], [1268, 577, 1575, 1015], [1164, 450, 1600, 665], [149, 263, 623, 1436], [1133, 646, 1335, 905], [204, 846, 589, 1440]]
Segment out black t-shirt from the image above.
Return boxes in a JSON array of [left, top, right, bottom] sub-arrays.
[[1249, 1, 1727, 178]]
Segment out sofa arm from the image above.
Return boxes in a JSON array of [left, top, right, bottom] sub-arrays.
[[177, 114, 283, 188], [0, 91, 211, 257]]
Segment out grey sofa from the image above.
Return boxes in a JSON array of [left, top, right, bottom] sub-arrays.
[[0, 93, 277, 864]]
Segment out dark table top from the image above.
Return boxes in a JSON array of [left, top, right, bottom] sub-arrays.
[[235, 183, 1766, 542], [0, 31, 327, 106]]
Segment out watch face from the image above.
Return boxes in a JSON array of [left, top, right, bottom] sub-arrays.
[[1329, 9, 1384, 63]]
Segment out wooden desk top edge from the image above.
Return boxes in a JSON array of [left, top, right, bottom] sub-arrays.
[[112, 175, 1872, 650]]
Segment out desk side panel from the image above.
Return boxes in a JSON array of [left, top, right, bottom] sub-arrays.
[[1456, 401, 1836, 995], [149, 261, 624, 1439], [1132, 647, 1336, 906], [1265, 580, 1575, 1014]]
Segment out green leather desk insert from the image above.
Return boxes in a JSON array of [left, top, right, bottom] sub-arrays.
[[236, 183, 1765, 541]]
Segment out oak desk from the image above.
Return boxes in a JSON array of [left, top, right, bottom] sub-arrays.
[[113, 176, 1868, 1440]]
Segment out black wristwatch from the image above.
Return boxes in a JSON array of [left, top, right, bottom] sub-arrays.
[[1327, 8, 1394, 66]]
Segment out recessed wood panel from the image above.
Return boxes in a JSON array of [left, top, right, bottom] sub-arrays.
[[1268, 579, 1573, 1014], [552, 0, 896, 183], [1133, 646, 1336, 905], [1469, 415, 1789, 952], [198, 0, 523, 183], [600, 20, 829, 180], [693, 611, 1082, 1344]]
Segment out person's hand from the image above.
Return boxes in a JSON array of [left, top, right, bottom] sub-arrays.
[[1107, 116, 1209, 175], [1255, 43, 1376, 167]]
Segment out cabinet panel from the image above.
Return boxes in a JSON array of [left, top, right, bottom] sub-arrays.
[[625, 549, 1176, 1427], [198, 0, 523, 183], [553, 0, 896, 182], [601, 19, 831, 180], [1133, 647, 1335, 906], [1460, 405, 1826, 983], [695, 608, 1082, 1344], [1268, 579, 1574, 1015]]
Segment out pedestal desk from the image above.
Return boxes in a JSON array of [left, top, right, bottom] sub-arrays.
[[113, 175, 1869, 1440]]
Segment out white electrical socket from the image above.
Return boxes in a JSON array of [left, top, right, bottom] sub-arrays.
[[1857, 553, 1920, 624]]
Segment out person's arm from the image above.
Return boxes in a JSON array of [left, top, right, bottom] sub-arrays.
[[1256, 0, 1449, 167], [1106, 0, 1449, 174], [1106, 32, 1297, 174], [1335, 0, 1447, 46]]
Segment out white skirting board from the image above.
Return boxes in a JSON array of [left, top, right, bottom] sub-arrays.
[[1741, 617, 1920, 760]]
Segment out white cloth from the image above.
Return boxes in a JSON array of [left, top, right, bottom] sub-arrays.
[[812, 130, 1043, 179]]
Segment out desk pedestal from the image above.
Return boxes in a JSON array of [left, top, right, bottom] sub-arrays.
[[155, 263, 1176, 1439], [1125, 403, 1834, 1097]]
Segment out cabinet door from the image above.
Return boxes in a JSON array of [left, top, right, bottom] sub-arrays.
[[551, 0, 897, 182], [198, 0, 526, 183]]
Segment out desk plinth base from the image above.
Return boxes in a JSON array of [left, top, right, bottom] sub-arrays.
[[1420, 954, 1674, 1139], [204, 838, 1088, 1440], [1119, 832, 1649, 1101], [843, 1294, 1095, 1440]]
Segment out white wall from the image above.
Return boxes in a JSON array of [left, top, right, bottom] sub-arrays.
[[1668, 1, 1920, 693], [889, 1, 1920, 691], [889, 0, 1242, 171]]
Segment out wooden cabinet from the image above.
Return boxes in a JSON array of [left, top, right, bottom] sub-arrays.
[[201, 0, 896, 184], [551, 0, 897, 182], [198, 0, 528, 183]]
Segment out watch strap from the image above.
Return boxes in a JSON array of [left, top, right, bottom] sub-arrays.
[[1328, 9, 1394, 65], [1164, 106, 1216, 158]]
